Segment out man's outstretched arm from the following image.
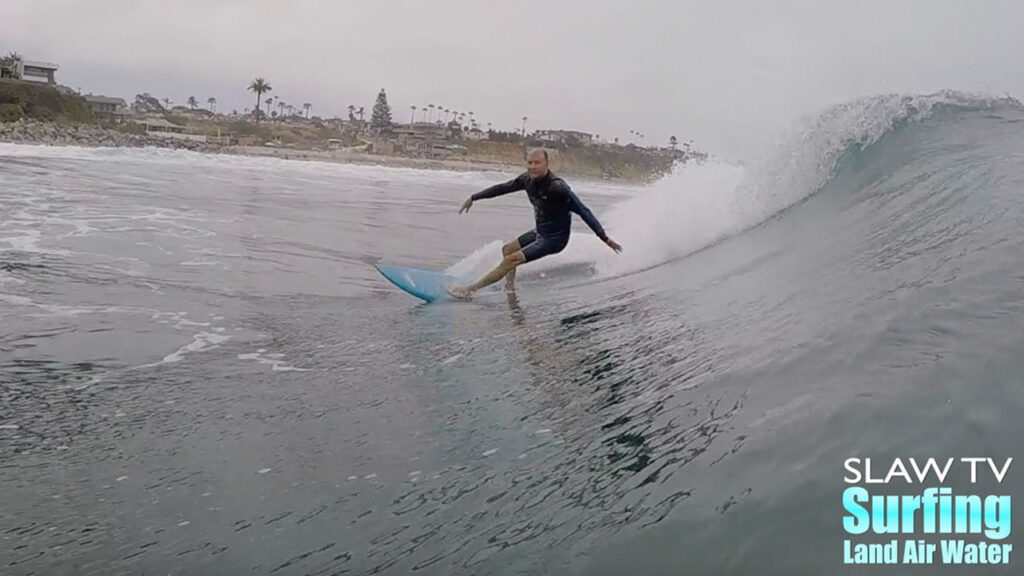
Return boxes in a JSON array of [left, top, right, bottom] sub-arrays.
[[472, 174, 528, 200], [561, 183, 623, 252], [460, 173, 528, 213]]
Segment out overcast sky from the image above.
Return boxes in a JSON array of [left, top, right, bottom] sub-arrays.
[[6, 0, 1023, 160]]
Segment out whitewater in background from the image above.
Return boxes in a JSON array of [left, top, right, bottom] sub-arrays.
[[3, 90, 1024, 576]]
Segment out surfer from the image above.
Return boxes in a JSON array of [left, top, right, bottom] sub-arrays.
[[445, 149, 622, 299]]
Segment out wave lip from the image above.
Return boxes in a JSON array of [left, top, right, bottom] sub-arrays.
[[729, 90, 1022, 227]]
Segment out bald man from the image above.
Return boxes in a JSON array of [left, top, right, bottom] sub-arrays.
[[445, 149, 622, 299]]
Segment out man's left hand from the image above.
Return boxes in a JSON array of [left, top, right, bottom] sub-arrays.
[[605, 238, 623, 253]]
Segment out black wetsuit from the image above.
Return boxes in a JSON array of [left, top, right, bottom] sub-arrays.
[[470, 171, 608, 262]]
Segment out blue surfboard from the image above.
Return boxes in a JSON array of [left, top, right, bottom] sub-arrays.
[[375, 264, 460, 302]]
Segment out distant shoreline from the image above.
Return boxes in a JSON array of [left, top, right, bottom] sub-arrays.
[[0, 125, 630, 183], [1, 80, 697, 183], [0, 118, 679, 183]]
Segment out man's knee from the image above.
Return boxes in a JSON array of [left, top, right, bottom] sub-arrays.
[[503, 251, 526, 266], [502, 240, 520, 256]]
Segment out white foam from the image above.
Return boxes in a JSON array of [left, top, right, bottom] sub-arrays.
[[138, 331, 232, 369], [180, 259, 226, 267], [441, 354, 462, 365], [0, 292, 142, 318], [0, 230, 70, 255], [237, 351, 311, 372]]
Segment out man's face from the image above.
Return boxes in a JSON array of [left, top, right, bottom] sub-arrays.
[[526, 151, 548, 178]]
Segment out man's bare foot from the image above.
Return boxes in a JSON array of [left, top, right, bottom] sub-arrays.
[[444, 285, 472, 300]]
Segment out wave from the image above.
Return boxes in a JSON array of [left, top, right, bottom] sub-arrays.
[[449, 90, 1022, 283]]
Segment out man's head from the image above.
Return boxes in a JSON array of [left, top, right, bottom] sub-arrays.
[[526, 148, 550, 178]]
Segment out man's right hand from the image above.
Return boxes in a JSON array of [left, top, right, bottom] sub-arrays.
[[459, 196, 473, 214]]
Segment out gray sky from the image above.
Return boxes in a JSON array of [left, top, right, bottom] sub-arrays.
[[6, 0, 1023, 160]]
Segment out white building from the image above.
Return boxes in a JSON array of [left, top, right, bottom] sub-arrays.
[[18, 60, 59, 84], [535, 129, 594, 146], [137, 118, 207, 142]]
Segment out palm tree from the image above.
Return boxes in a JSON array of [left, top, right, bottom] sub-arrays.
[[187, 96, 198, 110], [358, 107, 364, 122], [410, 105, 416, 124], [265, 98, 273, 119], [248, 78, 271, 121], [669, 135, 678, 149], [207, 97, 216, 112], [521, 116, 528, 136], [303, 102, 312, 119], [348, 105, 356, 120], [278, 100, 286, 119]]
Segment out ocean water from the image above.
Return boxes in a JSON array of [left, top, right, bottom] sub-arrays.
[[2, 91, 1024, 575]]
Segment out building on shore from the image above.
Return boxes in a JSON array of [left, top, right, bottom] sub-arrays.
[[18, 60, 59, 85], [1, 56, 59, 84], [388, 122, 457, 158], [82, 95, 130, 122], [135, 118, 207, 142], [535, 129, 594, 146]]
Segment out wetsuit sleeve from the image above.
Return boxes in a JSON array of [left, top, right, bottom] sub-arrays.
[[471, 173, 527, 201], [559, 182, 609, 241]]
